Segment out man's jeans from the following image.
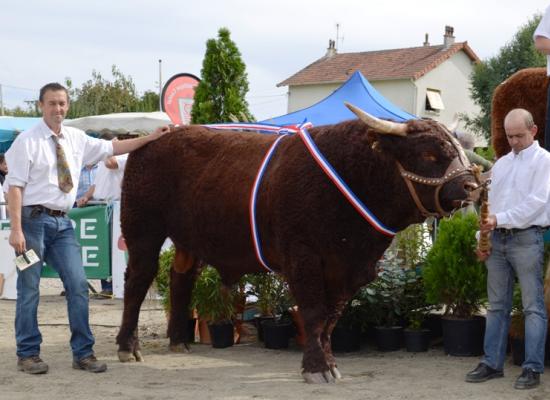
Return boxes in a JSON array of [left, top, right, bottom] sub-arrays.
[[15, 206, 95, 361], [482, 227, 547, 373]]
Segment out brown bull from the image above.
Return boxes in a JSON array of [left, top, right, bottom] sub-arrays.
[[492, 67, 549, 157], [116, 104, 477, 383]]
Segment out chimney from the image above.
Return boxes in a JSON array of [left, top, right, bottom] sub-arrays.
[[423, 33, 430, 47], [325, 39, 337, 58], [443, 25, 455, 47]]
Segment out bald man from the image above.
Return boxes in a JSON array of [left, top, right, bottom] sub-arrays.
[[466, 108, 550, 389]]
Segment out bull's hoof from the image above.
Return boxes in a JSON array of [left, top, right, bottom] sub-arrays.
[[330, 366, 342, 380], [169, 343, 191, 353], [302, 371, 335, 384], [117, 350, 144, 362]]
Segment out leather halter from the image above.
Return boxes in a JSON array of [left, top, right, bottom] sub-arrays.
[[395, 129, 475, 218]]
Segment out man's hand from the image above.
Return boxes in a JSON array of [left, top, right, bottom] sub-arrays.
[[480, 214, 497, 233], [9, 229, 26, 254], [76, 196, 89, 208], [148, 126, 170, 142], [475, 246, 491, 262]]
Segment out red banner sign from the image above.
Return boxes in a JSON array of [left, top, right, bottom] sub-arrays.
[[161, 73, 200, 125]]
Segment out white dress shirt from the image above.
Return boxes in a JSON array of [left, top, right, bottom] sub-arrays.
[[93, 154, 128, 201], [5, 119, 113, 211], [489, 141, 550, 229], [534, 5, 550, 76]]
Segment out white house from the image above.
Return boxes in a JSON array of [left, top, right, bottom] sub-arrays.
[[278, 26, 482, 142]]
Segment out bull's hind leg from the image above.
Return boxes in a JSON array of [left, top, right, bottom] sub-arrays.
[[167, 248, 201, 353], [116, 231, 166, 362]]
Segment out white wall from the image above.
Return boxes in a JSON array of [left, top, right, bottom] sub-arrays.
[[286, 83, 341, 113], [284, 50, 480, 138], [414, 51, 480, 133]]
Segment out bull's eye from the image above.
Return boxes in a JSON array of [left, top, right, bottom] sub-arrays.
[[421, 152, 437, 162]]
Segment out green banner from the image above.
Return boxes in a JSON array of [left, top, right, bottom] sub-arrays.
[[41, 205, 111, 279]]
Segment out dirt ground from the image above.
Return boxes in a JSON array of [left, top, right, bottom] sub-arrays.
[[0, 285, 548, 400]]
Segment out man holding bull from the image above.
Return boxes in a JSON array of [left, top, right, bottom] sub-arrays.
[[465, 108, 550, 390]]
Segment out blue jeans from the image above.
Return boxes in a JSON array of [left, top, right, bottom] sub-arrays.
[[481, 227, 547, 372], [15, 206, 95, 361]]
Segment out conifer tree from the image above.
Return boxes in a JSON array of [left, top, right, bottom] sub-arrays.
[[191, 27, 254, 124]]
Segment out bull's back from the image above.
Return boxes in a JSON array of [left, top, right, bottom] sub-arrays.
[[121, 126, 276, 266]]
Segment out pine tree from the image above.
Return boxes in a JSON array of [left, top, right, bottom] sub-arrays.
[[191, 27, 254, 124]]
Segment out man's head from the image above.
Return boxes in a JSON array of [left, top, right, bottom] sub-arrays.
[[0, 153, 6, 174], [504, 108, 537, 154], [38, 83, 70, 132]]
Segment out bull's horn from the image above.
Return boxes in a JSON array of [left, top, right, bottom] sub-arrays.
[[345, 102, 407, 136]]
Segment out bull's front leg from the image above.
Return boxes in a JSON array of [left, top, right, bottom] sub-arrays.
[[319, 298, 349, 380], [300, 306, 335, 383]]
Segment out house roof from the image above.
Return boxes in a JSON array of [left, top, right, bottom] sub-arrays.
[[277, 42, 479, 87]]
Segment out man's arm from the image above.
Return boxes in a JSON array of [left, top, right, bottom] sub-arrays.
[[7, 185, 25, 253], [112, 126, 170, 156], [76, 184, 95, 207]]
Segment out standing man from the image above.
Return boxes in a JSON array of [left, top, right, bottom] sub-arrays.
[[5, 82, 169, 375], [465, 109, 550, 390], [534, 4, 550, 151]]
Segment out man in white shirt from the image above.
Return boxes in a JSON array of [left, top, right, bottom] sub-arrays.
[[534, 5, 550, 151], [465, 109, 550, 390], [77, 144, 128, 297], [5, 82, 169, 375]]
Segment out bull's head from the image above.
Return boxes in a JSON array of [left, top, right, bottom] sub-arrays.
[[346, 102, 479, 217]]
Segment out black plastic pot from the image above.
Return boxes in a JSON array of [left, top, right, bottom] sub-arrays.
[[510, 337, 525, 366], [331, 324, 361, 352], [262, 320, 292, 349], [442, 316, 485, 356], [404, 328, 430, 352], [375, 326, 403, 351], [255, 315, 275, 342], [208, 321, 234, 348]]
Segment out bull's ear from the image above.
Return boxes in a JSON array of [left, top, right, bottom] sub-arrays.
[[345, 102, 407, 137]]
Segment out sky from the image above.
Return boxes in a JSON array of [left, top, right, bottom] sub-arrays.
[[1, 0, 549, 121]]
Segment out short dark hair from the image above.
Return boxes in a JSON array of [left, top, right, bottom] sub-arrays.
[[39, 83, 69, 103], [0, 153, 4, 163]]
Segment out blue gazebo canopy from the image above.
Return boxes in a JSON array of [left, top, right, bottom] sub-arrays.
[[0, 117, 41, 153], [261, 71, 416, 126]]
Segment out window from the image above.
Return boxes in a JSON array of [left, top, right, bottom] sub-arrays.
[[425, 89, 445, 112]]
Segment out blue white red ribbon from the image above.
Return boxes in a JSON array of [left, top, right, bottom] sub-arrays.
[[249, 134, 288, 272], [297, 127, 396, 237], [203, 121, 396, 272]]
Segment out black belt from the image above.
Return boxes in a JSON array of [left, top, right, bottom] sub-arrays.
[[494, 226, 545, 234], [26, 205, 67, 217]]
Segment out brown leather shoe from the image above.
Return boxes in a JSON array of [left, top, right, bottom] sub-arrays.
[[17, 355, 49, 374], [72, 355, 107, 373]]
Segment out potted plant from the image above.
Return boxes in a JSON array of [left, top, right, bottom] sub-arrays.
[[402, 271, 434, 352], [423, 212, 487, 356], [191, 265, 235, 348], [246, 272, 294, 348], [331, 296, 364, 352], [363, 258, 409, 351]]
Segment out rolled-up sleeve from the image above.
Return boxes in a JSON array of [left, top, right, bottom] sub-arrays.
[[81, 135, 114, 166], [5, 136, 31, 188]]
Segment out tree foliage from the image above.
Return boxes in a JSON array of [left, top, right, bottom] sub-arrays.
[[465, 15, 545, 139], [191, 27, 254, 124], [65, 65, 160, 118]]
